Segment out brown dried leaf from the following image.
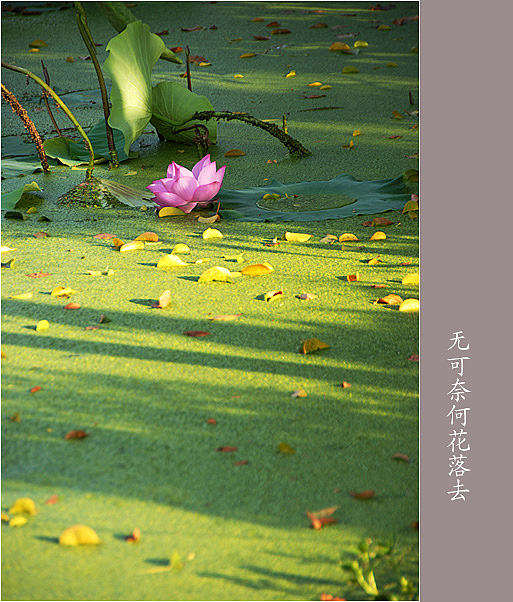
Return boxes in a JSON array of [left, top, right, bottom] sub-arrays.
[[184, 330, 211, 337], [135, 232, 159, 242], [392, 453, 411, 462], [377, 294, 403, 305], [224, 149, 246, 156], [216, 446, 238, 452], [350, 490, 376, 500], [65, 430, 89, 440]]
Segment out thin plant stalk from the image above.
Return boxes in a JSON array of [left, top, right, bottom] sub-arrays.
[[185, 46, 192, 92], [1, 82, 50, 172], [74, 1, 119, 167], [41, 61, 62, 136], [2, 60, 95, 179]]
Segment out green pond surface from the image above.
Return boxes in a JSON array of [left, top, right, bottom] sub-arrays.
[[1, 2, 419, 600]]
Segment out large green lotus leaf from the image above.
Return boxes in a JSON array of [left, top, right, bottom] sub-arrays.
[[103, 21, 166, 155], [150, 81, 217, 144], [217, 174, 411, 222], [1, 158, 44, 178], [1, 181, 42, 210], [44, 121, 128, 166]]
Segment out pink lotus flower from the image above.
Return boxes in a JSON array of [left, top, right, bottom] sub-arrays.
[[147, 154, 226, 213]]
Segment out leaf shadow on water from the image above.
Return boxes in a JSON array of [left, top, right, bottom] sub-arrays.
[[129, 298, 156, 307], [34, 536, 60, 545]]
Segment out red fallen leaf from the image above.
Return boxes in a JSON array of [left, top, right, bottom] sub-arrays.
[[321, 594, 346, 601], [125, 527, 141, 543], [310, 23, 328, 28], [408, 353, 419, 362], [271, 28, 291, 34], [188, 54, 207, 64], [388, 135, 403, 139], [181, 25, 204, 32], [307, 512, 322, 530], [233, 460, 249, 466], [85, 325, 99, 331], [411, 520, 419, 530], [393, 15, 419, 25], [304, 94, 327, 99], [216, 446, 238, 452], [253, 35, 271, 40], [26, 272, 51, 278], [155, 30, 168, 35], [392, 453, 411, 462], [209, 25, 218, 30], [307, 506, 339, 530], [94, 233, 117, 239], [64, 303, 81, 310], [266, 21, 281, 27], [372, 217, 394, 226], [371, 3, 396, 10], [184, 330, 211, 337], [207, 418, 217, 425], [401, 261, 412, 266], [44, 494, 59, 505], [94, 43, 103, 47], [30, 386, 41, 393], [350, 490, 376, 500], [65, 430, 89, 440], [371, 284, 387, 289], [170, 46, 183, 53]]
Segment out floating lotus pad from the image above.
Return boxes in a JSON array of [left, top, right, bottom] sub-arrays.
[[217, 173, 411, 222]]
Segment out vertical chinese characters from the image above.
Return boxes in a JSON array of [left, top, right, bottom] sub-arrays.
[[446, 331, 471, 501]]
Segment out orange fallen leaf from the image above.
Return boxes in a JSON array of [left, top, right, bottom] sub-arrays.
[[266, 21, 280, 27], [299, 338, 330, 354], [30, 386, 41, 393], [64, 303, 81, 310], [392, 110, 403, 119], [311, 22, 328, 28], [371, 284, 387, 289], [350, 490, 376, 500], [338, 381, 352, 388], [208, 313, 241, 321], [307, 506, 339, 530], [233, 460, 249, 466], [112, 237, 125, 247], [65, 430, 89, 440], [26, 272, 51, 278], [135, 232, 159, 242], [94, 233, 117, 239], [408, 353, 419, 362], [44, 494, 59, 505], [216, 446, 238, 452], [330, 41, 351, 51], [271, 28, 291, 34], [377, 294, 403, 305], [170, 46, 183, 53], [207, 418, 217, 425], [320, 594, 346, 601], [392, 453, 411, 462], [184, 330, 211, 337], [291, 389, 307, 398], [239, 52, 256, 58], [346, 273, 360, 282], [126, 527, 141, 543], [224, 148, 246, 156]]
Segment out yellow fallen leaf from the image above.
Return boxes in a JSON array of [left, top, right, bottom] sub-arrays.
[[199, 62, 212, 67], [264, 290, 283, 302], [354, 40, 369, 48], [135, 232, 159, 242], [29, 48, 40, 53], [263, 193, 281, 200], [120, 241, 145, 252], [299, 338, 330, 354], [124, 170, 137, 176], [1, 246, 16, 253], [402, 199, 419, 213], [370, 231, 386, 241], [10, 516, 28, 528], [319, 234, 338, 243], [241, 263, 273, 276], [209, 313, 241, 321], [392, 110, 404, 119], [234, 74, 244, 78], [291, 388, 307, 398], [339, 233, 359, 242], [1, 512, 10, 522], [386, 61, 398, 67], [51, 286, 76, 297], [154, 290, 172, 309], [66, 56, 75, 63], [157, 254, 188, 268], [402, 273, 419, 285], [224, 149, 246, 157], [112, 238, 125, 247], [408, 211, 418, 219], [11, 292, 33, 300], [202, 228, 223, 240], [283, 231, 312, 242], [26, 206, 38, 214], [29, 39, 48, 48], [319, 85, 332, 90], [285, 70, 296, 77], [352, 130, 362, 136], [9, 497, 37, 515], [367, 256, 381, 265], [308, 82, 323, 87], [278, 442, 296, 454], [159, 206, 186, 217], [342, 66, 360, 74], [59, 525, 102, 546], [194, 258, 211, 264], [378, 24, 392, 31], [330, 42, 350, 51], [87, 270, 103, 277], [171, 244, 191, 255], [198, 266, 233, 283], [198, 214, 220, 224], [36, 319, 49, 332], [399, 298, 419, 312], [239, 53, 256, 58]]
